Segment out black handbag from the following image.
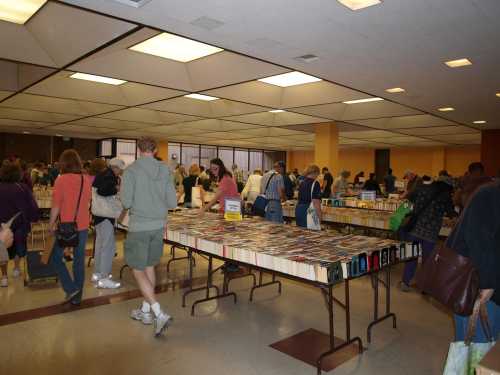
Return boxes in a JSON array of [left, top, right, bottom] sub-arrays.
[[252, 173, 276, 217], [56, 175, 84, 247]]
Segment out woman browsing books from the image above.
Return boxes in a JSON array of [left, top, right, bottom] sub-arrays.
[[295, 164, 322, 229]]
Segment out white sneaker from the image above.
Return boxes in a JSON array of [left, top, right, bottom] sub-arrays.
[[12, 268, 21, 278], [91, 273, 101, 283], [130, 308, 154, 325], [154, 313, 173, 337], [0, 277, 7, 287], [97, 278, 121, 289]]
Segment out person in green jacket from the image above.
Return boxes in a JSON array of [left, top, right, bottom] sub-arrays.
[[120, 137, 177, 337]]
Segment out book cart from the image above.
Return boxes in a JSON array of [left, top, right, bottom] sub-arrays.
[[164, 211, 420, 374]]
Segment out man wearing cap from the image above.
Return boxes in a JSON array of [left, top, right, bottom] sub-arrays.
[[260, 161, 286, 223], [91, 157, 126, 289], [401, 170, 422, 199]]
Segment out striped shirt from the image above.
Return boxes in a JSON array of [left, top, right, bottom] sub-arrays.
[[260, 171, 284, 201]]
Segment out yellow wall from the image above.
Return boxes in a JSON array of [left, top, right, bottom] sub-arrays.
[[287, 145, 481, 178], [446, 146, 481, 176]]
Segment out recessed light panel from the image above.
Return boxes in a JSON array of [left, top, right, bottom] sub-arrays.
[[445, 58, 472, 68], [343, 97, 384, 104], [258, 71, 322, 87], [23, 131, 31, 134], [184, 94, 219, 101], [496, 93, 500, 98], [337, 0, 382, 11], [129, 32, 223, 62], [269, 109, 285, 113], [0, 0, 46, 24], [385, 87, 405, 93], [70, 73, 127, 86], [438, 107, 455, 112], [473, 120, 486, 124]]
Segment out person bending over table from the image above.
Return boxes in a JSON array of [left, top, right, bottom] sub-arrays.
[[295, 164, 322, 228], [199, 158, 240, 272]]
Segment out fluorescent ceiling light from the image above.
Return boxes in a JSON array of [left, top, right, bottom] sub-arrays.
[[473, 120, 486, 124], [70, 73, 126, 86], [129, 32, 223, 62], [258, 71, 322, 87], [55, 134, 62, 137], [496, 93, 500, 97], [438, 107, 455, 112], [184, 93, 219, 101], [343, 97, 384, 104], [385, 87, 405, 93], [337, 0, 382, 11], [445, 58, 472, 68], [269, 109, 285, 113], [0, 0, 46, 24], [23, 131, 31, 134]]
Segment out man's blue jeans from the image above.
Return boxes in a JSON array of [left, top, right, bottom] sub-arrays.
[[51, 230, 88, 301], [265, 200, 283, 224]]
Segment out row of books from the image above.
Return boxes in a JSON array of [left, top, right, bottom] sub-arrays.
[[321, 197, 403, 212], [283, 205, 393, 230], [33, 187, 52, 209], [165, 212, 419, 285]]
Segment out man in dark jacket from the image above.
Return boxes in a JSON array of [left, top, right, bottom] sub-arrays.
[[447, 181, 500, 342]]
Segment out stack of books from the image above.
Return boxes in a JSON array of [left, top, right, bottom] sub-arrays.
[[33, 187, 52, 209], [165, 212, 417, 285]]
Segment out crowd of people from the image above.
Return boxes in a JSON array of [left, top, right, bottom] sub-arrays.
[[0, 140, 498, 345]]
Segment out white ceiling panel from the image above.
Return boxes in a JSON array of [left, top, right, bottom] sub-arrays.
[[292, 101, 422, 121], [0, 107, 80, 123], [26, 2, 137, 67], [398, 126, 479, 136], [203, 131, 253, 140], [203, 80, 363, 109], [187, 51, 289, 92], [0, 93, 123, 116], [70, 117, 153, 130], [98, 108, 200, 125], [141, 124, 202, 135], [27, 71, 186, 106], [236, 127, 310, 138], [0, 118, 49, 129], [368, 135, 427, 144], [223, 111, 329, 127], [71, 28, 193, 91], [339, 138, 370, 145], [181, 119, 263, 132], [142, 97, 267, 118], [47, 124, 115, 134], [350, 114, 460, 130]]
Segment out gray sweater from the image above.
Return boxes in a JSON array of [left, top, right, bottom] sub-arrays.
[[121, 156, 177, 232]]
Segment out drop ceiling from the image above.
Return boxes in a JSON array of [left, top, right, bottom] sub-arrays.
[[0, 0, 496, 150]]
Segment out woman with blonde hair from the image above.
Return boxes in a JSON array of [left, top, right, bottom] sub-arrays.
[[182, 164, 203, 208], [295, 164, 322, 228], [241, 168, 263, 204]]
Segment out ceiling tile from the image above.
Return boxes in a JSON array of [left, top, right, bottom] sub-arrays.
[[142, 97, 267, 118], [26, 2, 137, 67], [339, 129, 396, 139], [0, 107, 80, 123], [223, 111, 329, 127], [0, 93, 123, 116], [98, 108, 200, 125], [398, 125, 479, 136], [0, 91, 13, 101], [426, 133, 481, 144], [70, 117, 153, 130], [27, 71, 186, 106], [0, 118, 49, 129], [181, 119, 263, 132], [351, 114, 459, 130], [47, 124, 115, 135]]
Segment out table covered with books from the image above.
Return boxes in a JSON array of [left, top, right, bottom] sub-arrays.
[[163, 210, 420, 374]]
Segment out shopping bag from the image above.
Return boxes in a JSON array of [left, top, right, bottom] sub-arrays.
[[91, 188, 123, 219], [443, 341, 495, 375], [252, 195, 268, 217], [306, 181, 321, 230], [389, 202, 412, 232]]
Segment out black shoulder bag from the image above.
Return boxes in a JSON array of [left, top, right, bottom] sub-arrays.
[[252, 173, 276, 217], [56, 175, 84, 247]]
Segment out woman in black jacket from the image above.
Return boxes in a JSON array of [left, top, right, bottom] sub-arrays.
[[447, 181, 499, 342], [91, 158, 125, 289]]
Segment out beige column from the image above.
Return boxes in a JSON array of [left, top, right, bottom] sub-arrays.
[[314, 122, 339, 173]]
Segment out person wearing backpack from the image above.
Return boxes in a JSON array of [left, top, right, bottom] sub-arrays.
[[295, 165, 322, 228], [399, 176, 456, 292]]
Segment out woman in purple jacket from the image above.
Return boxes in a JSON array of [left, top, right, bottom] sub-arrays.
[[0, 162, 39, 287]]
